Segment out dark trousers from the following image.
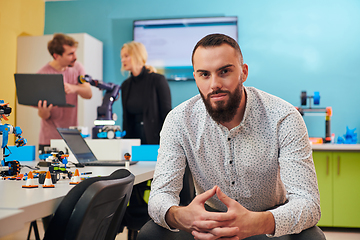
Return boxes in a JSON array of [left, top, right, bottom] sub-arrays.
[[137, 219, 326, 240]]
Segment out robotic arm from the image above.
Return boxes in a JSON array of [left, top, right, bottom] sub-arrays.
[[78, 75, 121, 121], [0, 125, 26, 148], [78, 75, 125, 139]]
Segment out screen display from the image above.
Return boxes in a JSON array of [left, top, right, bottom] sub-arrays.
[[133, 16, 238, 80], [57, 128, 97, 163]]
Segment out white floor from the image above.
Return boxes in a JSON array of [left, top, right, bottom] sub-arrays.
[[116, 229, 128, 240], [1, 222, 360, 240]]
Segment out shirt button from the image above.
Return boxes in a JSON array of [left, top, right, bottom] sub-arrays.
[[232, 181, 235, 185], [229, 161, 233, 164], [228, 138, 231, 141]]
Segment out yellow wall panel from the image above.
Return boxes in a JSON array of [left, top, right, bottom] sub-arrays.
[[0, 0, 44, 144]]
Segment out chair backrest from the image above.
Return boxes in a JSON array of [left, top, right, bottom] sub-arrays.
[[179, 163, 195, 206], [43, 169, 134, 240], [64, 173, 134, 240]]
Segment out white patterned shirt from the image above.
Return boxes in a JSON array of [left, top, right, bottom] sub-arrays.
[[149, 86, 320, 237]]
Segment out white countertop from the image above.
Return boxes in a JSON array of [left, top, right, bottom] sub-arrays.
[[311, 144, 360, 151]]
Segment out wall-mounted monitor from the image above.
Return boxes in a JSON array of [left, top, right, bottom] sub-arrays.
[[133, 16, 238, 80]]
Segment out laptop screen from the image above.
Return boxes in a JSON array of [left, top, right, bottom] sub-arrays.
[[57, 128, 97, 163], [14, 73, 74, 107]]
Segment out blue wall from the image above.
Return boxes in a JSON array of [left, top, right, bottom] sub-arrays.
[[44, 0, 360, 142]]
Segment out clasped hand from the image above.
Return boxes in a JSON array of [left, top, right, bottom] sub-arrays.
[[168, 185, 265, 240]]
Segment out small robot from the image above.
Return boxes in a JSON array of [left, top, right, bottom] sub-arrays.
[[0, 100, 27, 176], [124, 152, 131, 169], [124, 152, 131, 161]]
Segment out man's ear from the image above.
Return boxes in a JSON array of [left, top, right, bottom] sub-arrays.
[[241, 63, 249, 83], [53, 53, 59, 60]]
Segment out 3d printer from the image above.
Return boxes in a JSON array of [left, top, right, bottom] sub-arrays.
[[296, 91, 332, 144]]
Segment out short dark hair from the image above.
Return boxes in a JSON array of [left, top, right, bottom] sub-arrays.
[[192, 33, 243, 65], [47, 33, 78, 58]]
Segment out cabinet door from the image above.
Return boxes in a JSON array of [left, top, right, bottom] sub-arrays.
[[333, 152, 360, 227], [312, 151, 333, 226]]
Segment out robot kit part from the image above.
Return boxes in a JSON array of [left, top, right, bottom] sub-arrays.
[[0, 160, 21, 176]]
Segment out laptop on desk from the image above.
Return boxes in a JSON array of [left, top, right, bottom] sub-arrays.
[[14, 73, 74, 107], [57, 128, 138, 167]]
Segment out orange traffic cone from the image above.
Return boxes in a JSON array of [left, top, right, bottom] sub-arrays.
[[22, 171, 38, 188], [69, 169, 81, 185], [43, 171, 55, 188]]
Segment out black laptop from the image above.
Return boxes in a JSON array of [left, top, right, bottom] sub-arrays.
[[14, 73, 74, 107], [57, 128, 138, 166]]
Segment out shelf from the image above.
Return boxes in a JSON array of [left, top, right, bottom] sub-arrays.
[[311, 144, 360, 151]]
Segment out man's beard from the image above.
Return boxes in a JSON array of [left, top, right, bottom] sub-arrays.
[[200, 83, 242, 123]]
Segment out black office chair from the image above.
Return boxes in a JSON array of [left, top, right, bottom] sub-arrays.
[[42, 169, 134, 240], [179, 164, 195, 206], [119, 179, 151, 240]]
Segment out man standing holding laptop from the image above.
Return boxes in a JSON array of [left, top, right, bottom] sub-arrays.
[[37, 33, 92, 152]]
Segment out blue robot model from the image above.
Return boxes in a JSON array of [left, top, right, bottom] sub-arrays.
[[0, 100, 27, 176]]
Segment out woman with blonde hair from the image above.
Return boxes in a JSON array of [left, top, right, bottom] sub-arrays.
[[119, 41, 171, 240], [120, 41, 171, 144]]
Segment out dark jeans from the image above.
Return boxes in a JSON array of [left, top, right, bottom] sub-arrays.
[[137, 219, 326, 240]]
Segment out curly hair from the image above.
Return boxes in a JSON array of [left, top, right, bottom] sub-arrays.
[[47, 33, 78, 58]]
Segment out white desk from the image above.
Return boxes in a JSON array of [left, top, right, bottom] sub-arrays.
[[0, 209, 25, 237], [0, 161, 156, 238]]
